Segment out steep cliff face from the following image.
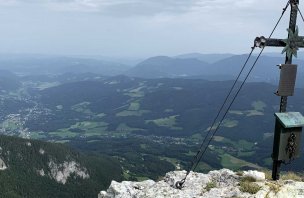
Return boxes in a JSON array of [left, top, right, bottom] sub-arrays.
[[99, 169, 304, 198]]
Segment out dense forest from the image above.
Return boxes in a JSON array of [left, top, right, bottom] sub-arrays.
[[0, 135, 123, 198]]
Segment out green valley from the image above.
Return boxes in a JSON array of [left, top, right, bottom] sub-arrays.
[[0, 73, 303, 184]]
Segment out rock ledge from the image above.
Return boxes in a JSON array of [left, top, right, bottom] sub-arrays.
[[99, 169, 304, 198]]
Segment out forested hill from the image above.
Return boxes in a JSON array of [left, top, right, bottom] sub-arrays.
[[0, 135, 123, 198]]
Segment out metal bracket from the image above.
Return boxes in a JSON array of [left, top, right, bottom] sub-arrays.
[[290, 0, 299, 6]]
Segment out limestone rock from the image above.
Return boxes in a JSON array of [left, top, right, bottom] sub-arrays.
[[39, 148, 45, 155], [99, 169, 304, 198], [243, 170, 265, 181], [0, 158, 7, 170], [48, 160, 89, 184]]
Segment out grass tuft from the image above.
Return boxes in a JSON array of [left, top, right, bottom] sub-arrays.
[[241, 176, 257, 183], [236, 171, 244, 177], [205, 181, 217, 192], [281, 172, 302, 181], [261, 169, 272, 180], [239, 176, 261, 194], [266, 182, 281, 194]]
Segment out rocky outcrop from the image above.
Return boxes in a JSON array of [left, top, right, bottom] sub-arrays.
[[48, 160, 90, 184], [99, 169, 304, 198], [0, 158, 7, 170]]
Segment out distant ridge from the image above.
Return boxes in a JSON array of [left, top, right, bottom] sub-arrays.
[[124, 56, 209, 78], [175, 53, 234, 63], [124, 54, 304, 87]]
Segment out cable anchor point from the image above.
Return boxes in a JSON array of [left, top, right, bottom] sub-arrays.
[[254, 36, 266, 48], [175, 179, 185, 189]]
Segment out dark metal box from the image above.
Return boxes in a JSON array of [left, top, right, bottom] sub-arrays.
[[274, 112, 304, 161]]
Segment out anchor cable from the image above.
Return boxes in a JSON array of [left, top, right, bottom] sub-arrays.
[[189, 47, 255, 169], [175, 1, 290, 189], [174, 47, 256, 190], [296, 5, 304, 23], [192, 48, 265, 172]]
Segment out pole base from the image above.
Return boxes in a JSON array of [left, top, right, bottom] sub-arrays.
[[272, 160, 282, 180]]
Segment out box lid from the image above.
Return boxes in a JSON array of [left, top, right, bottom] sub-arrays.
[[275, 112, 304, 128]]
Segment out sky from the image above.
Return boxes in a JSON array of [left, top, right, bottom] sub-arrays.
[[0, 0, 300, 58]]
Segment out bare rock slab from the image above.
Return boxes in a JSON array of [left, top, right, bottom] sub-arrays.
[[99, 169, 304, 198]]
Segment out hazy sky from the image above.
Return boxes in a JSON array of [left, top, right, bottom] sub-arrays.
[[0, 0, 300, 58]]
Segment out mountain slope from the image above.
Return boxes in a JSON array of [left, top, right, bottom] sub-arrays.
[[0, 70, 21, 91], [0, 135, 122, 198]]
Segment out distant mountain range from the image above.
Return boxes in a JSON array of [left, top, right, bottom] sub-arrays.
[[175, 53, 234, 63], [125, 54, 304, 87], [0, 53, 303, 87], [124, 56, 210, 78]]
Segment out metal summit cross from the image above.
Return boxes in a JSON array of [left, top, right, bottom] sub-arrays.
[[255, 0, 304, 180]]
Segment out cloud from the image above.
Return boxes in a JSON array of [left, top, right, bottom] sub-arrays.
[[0, 0, 19, 6], [45, 0, 202, 15], [0, 0, 285, 17], [0, 0, 295, 57], [44, 0, 285, 19], [46, 0, 102, 12], [0, 0, 203, 15]]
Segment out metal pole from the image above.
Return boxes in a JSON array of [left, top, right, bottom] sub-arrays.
[[271, 0, 299, 180]]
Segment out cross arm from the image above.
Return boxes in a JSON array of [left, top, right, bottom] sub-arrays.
[[254, 36, 304, 48], [265, 38, 286, 47]]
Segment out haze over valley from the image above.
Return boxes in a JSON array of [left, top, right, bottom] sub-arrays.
[[0, 53, 304, 189], [1, 0, 304, 197]]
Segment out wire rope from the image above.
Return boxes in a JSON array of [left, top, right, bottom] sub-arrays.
[[175, 1, 290, 189]]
